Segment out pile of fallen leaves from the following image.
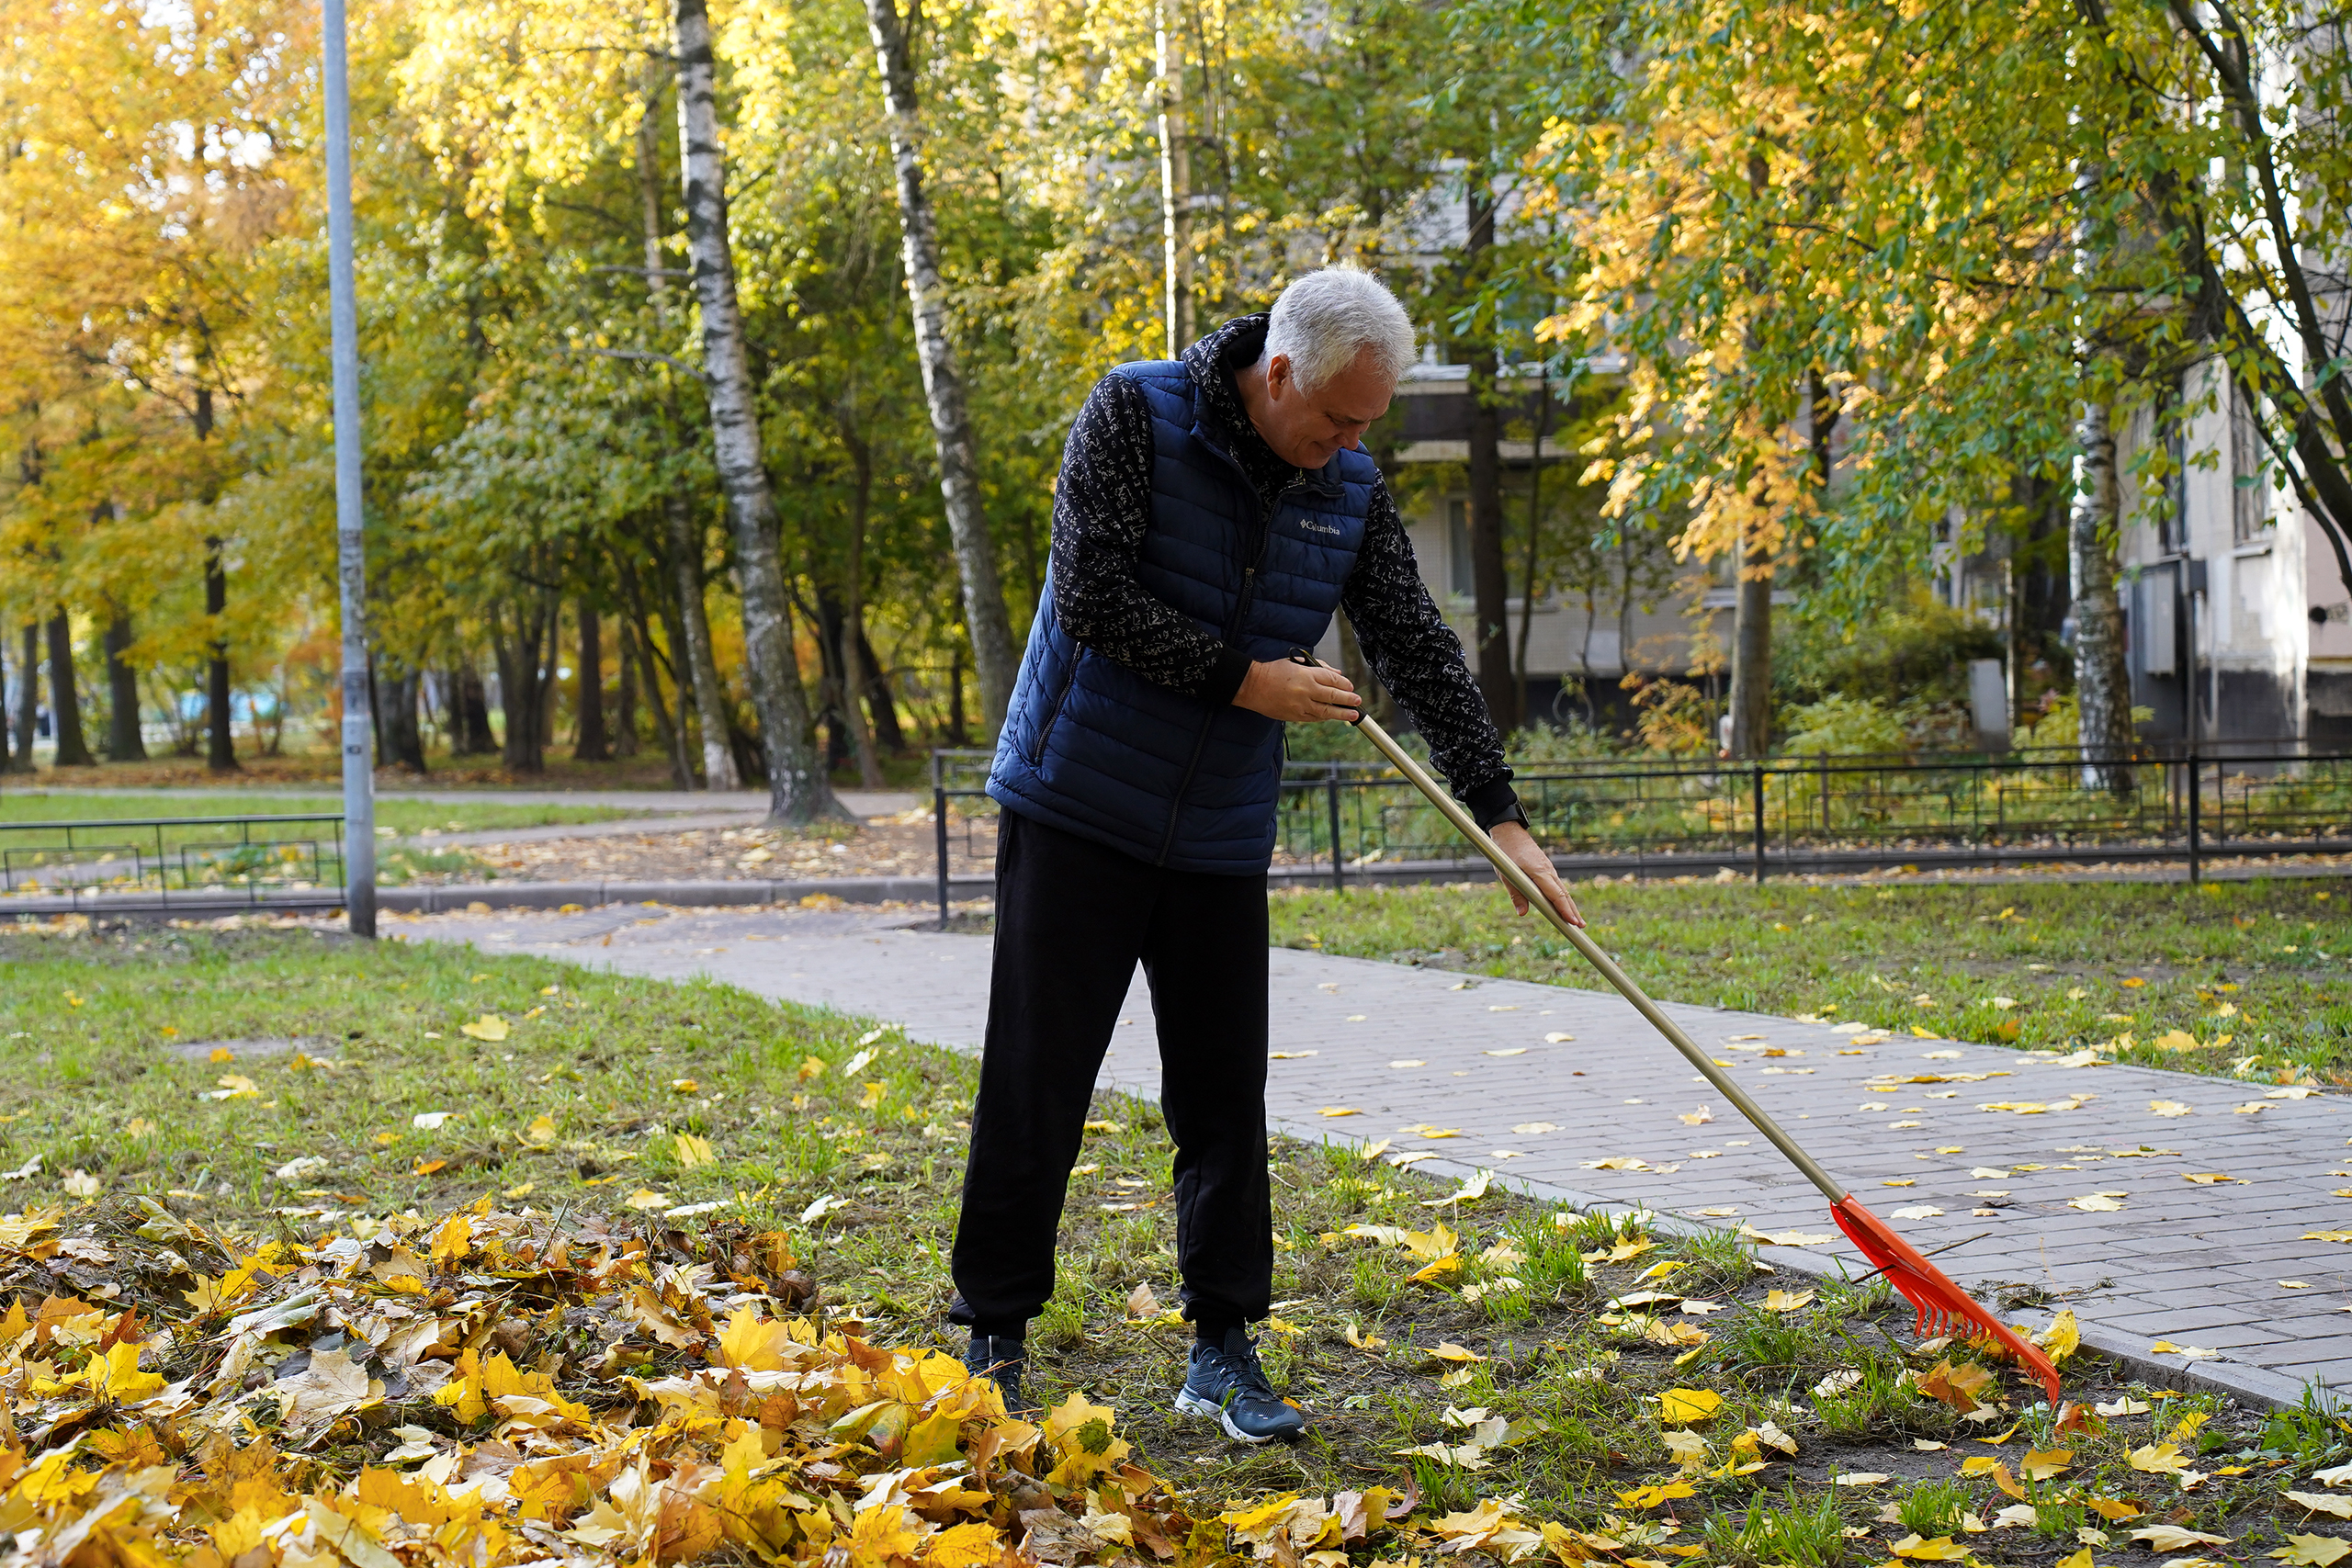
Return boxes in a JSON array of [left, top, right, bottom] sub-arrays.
[[0, 1199, 1603, 1568]]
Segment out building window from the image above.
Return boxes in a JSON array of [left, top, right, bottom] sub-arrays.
[[2233, 380, 2274, 544]]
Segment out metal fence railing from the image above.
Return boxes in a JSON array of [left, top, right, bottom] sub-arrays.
[[0, 813, 349, 913], [929, 742, 2352, 922]]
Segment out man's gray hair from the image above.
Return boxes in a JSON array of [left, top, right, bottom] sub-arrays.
[[1263, 266, 1417, 392]]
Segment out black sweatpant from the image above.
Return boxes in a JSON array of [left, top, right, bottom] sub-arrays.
[[949, 809, 1271, 1337]]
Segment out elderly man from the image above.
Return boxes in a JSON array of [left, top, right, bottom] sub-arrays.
[[954, 265, 1582, 1440]]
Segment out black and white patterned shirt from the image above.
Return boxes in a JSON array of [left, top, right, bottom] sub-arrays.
[[1046, 313, 1521, 828]]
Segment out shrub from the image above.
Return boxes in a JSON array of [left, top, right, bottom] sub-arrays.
[[1777, 597, 2003, 708], [1778, 694, 1907, 756]]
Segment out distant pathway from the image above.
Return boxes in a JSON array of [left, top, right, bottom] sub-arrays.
[[397, 900, 2352, 1406]]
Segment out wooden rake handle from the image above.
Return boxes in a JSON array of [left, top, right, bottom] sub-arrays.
[[1329, 691, 1849, 1206]]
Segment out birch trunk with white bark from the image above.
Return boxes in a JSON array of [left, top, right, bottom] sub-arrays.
[[864, 0, 1018, 730], [673, 0, 838, 820], [2070, 399, 2137, 792]]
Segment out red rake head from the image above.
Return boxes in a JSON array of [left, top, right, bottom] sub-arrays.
[[1832, 1194, 2062, 1404]]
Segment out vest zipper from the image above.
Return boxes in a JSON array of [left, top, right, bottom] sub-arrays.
[[1153, 479, 1288, 866], [1152, 404, 1329, 866], [1027, 652, 1081, 766]]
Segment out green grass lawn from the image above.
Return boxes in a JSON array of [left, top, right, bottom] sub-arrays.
[[0, 791, 634, 835], [1271, 875, 2352, 1085], [0, 919, 2342, 1559]]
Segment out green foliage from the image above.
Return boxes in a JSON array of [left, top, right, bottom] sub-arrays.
[[1775, 602, 2003, 711], [1777, 695, 1907, 758]]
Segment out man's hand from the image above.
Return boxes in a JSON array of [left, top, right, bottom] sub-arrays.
[[1235, 659, 1362, 723], [1491, 820, 1583, 929]]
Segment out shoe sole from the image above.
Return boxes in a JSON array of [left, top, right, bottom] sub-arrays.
[[1175, 1386, 1303, 1444]]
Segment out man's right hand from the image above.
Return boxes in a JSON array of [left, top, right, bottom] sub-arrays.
[[1235, 659, 1362, 723]]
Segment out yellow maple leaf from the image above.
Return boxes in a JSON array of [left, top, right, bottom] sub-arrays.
[[82, 1340, 164, 1405], [2274, 1535, 2352, 1566], [925, 1522, 1001, 1568], [714, 1307, 797, 1371], [521, 1114, 556, 1145], [1044, 1391, 1129, 1485], [2129, 1442, 2190, 1474], [1762, 1288, 1815, 1313], [676, 1134, 716, 1168], [1889, 1536, 1972, 1561], [1615, 1483, 1695, 1509], [2021, 1449, 2073, 1481], [459, 1014, 509, 1042], [2036, 1308, 2081, 1364], [1658, 1388, 1723, 1424], [429, 1213, 472, 1266], [845, 1502, 923, 1568]]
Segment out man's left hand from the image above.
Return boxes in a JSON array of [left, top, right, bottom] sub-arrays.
[[1490, 821, 1583, 929]]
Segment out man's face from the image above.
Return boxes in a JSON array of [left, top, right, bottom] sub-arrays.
[[1255, 346, 1396, 468]]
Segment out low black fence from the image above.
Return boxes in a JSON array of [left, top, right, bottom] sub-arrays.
[[928, 742, 2352, 920], [0, 813, 349, 914]]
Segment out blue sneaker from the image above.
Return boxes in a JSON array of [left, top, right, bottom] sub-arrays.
[[963, 1334, 1035, 1416], [1175, 1326, 1306, 1442]]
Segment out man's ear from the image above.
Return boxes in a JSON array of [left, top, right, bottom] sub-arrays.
[[1263, 353, 1292, 400]]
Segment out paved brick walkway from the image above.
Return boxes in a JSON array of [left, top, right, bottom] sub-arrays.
[[395, 901, 2352, 1405]]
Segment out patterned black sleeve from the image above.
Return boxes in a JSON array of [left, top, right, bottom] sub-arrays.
[[1341, 478, 1521, 826], [1047, 373, 1256, 703]]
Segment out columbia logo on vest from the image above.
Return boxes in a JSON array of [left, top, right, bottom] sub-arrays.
[[1295, 519, 1343, 536]]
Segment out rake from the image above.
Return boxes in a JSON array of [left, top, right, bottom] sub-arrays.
[[1324, 684, 2062, 1403]]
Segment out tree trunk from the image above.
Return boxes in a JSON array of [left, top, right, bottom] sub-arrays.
[[0, 627, 10, 772], [1154, 0, 1194, 358], [664, 495, 741, 789], [863, 0, 1018, 731], [814, 586, 851, 768], [946, 644, 967, 747], [858, 626, 906, 752], [674, 0, 838, 819], [492, 600, 551, 773], [201, 537, 236, 773], [453, 663, 496, 755], [619, 554, 694, 785], [615, 614, 641, 757], [9, 624, 32, 771], [652, 602, 701, 785], [574, 601, 609, 761], [2070, 400, 2136, 792], [1465, 344, 1516, 732], [46, 613, 93, 766], [1514, 370, 1552, 703], [1460, 176, 1516, 733], [1726, 526, 1772, 758], [383, 670, 426, 773], [837, 417, 887, 790], [103, 615, 146, 761]]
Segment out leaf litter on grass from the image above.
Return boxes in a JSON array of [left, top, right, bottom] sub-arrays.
[[14, 920, 2349, 1568]]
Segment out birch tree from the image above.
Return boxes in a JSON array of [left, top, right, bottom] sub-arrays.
[[673, 0, 838, 818], [864, 0, 1018, 731]]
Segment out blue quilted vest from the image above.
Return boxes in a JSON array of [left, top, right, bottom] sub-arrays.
[[987, 359, 1375, 874]]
